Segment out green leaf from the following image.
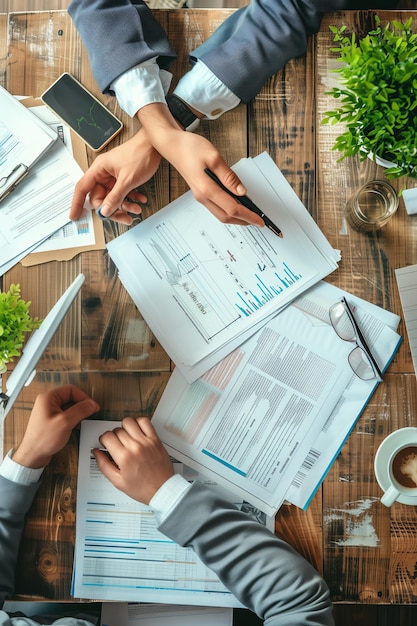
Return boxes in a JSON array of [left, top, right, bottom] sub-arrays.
[[323, 16, 417, 179], [0, 284, 42, 369]]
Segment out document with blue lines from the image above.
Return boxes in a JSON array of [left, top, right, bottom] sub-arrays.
[[107, 152, 340, 383], [73, 419, 273, 605]]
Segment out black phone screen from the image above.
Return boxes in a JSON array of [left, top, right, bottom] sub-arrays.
[[41, 73, 122, 151]]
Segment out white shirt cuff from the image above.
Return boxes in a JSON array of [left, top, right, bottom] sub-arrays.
[[111, 58, 173, 117], [174, 60, 240, 119], [0, 449, 44, 485], [149, 473, 192, 526]]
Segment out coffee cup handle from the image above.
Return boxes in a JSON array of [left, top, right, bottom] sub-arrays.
[[381, 485, 400, 507]]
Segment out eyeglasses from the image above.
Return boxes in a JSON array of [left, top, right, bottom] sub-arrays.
[[329, 297, 383, 382]]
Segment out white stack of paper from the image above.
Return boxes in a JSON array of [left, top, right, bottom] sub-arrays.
[[152, 281, 402, 515], [107, 153, 341, 382], [0, 88, 93, 276], [73, 428, 273, 605], [0, 85, 57, 187], [395, 264, 417, 378]]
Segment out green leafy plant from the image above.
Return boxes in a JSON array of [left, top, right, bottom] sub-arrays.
[[322, 16, 417, 179], [0, 284, 42, 373]]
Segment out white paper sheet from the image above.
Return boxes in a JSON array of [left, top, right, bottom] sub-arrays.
[[395, 264, 417, 378], [283, 282, 402, 508], [0, 138, 84, 266], [73, 421, 273, 605], [107, 154, 339, 382], [25, 104, 96, 253], [0, 86, 56, 185], [152, 281, 401, 515]]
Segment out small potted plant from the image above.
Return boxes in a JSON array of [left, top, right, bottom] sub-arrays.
[[322, 16, 417, 179], [0, 284, 42, 374]]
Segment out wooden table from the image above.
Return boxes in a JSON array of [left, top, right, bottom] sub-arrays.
[[2, 8, 417, 623]]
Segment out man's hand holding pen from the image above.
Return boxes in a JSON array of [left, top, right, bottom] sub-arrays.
[[204, 168, 283, 238], [69, 119, 282, 233]]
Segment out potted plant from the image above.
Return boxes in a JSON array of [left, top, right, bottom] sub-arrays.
[[0, 284, 41, 374], [321, 16, 417, 179]]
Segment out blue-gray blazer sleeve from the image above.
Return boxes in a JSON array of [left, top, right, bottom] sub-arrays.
[[191, 0, 398, 102], [190, 0, 352, 103], [68, 0, 177, 93], [0, 476, 40, 606], [68, 1, 398, 104], [158, 481, 334, 626]]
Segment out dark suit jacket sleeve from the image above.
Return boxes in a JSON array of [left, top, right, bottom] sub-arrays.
[[68, 0, 177, 93], [0, 476, 40, 606], [158, 481, 334, 626], [191, 0, 353, 103], [68, 1, 399, 104], [191, 0, 399, 102], [68, 0, 346, 100]]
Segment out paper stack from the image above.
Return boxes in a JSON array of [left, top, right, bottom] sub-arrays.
[[107, 152, 401, 516], [0, 87, 96, 276], [107, 152, 341, 382], [152, 280, 401, 515]]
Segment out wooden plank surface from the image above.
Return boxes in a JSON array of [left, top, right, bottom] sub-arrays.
[[2, 8, 417, 618], [315, 10, 417, 606]]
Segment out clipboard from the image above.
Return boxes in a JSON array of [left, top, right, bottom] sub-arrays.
[[0, 274, 85, 425], [0, 86, 57, 202]]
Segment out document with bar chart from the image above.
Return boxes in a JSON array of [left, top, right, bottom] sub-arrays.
[[72, 419, 273, 605], [107, 152, 340, 382]]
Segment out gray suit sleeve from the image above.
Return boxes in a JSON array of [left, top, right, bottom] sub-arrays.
[[68, 1, 398, 103], [190, 0, 350, 103], [0, 476, 40, 605], [68, 0, 177, 93], [158, 481, 334, 626]]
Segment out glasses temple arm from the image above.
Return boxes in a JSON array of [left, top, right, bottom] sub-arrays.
[[341, 298, 384, 380]]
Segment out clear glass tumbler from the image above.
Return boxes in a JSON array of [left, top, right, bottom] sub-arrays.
[[345, 180, 399, 232]]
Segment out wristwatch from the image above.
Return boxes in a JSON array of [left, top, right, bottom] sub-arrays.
[[166, 94, 200, 132]]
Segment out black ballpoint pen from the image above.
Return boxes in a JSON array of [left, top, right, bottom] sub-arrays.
[[204, 167, 283, 238]]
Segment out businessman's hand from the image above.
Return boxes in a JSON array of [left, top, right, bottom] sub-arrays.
[[94, 417, 174, 504], [12, 385, 100, 469], [69, 129, 161, 224], [138, 103, 265, 227]]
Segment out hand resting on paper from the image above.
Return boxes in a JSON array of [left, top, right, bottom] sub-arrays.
[[69, 129, 160, 225], [1, 385, 334, 624], [135, 103, 264, 227], [69, 119, 264, 227], [93, 416, 174, 504]]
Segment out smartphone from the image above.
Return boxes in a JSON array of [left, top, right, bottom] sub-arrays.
[[41, 72, 123, 151]]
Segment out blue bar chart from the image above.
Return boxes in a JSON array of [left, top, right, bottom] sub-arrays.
[[236, 262, 302, 316]]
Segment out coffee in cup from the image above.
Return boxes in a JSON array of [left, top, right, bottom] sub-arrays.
[[391, 446, 417, 489], [375, 431, 417, 506]]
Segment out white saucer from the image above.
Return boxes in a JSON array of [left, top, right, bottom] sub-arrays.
[[374, 428, 417, 505]]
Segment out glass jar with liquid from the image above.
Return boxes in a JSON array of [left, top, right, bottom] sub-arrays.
[[345, 180, 398, 232]]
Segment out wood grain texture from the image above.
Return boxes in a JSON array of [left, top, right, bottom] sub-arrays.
[[2, 9, 417, 622], [315, 10, 417, 608]]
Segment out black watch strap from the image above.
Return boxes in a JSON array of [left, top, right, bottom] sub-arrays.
[[166, 94, 200, 132]]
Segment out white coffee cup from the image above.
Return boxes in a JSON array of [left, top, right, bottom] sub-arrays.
[[374, 427, 417, 507]]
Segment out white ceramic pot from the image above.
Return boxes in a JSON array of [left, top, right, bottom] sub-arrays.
[[366, 151, 397, 169]]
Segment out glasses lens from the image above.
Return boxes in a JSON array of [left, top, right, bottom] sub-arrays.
[[348, 346, 376, 380], [329, 302, 356, 341]]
